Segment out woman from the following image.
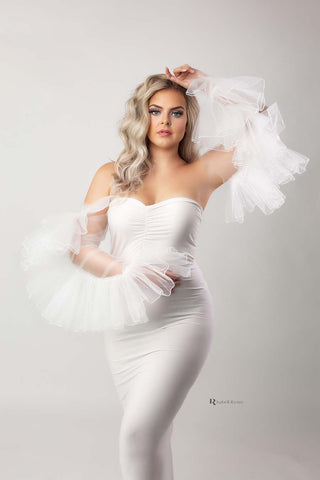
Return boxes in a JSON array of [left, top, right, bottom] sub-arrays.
[[21, 64, 309, 479]]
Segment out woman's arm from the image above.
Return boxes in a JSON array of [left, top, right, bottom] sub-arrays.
[[186, 72, 269, 188], [165, 65, 267, 186], [166, 65, 310, 223], [195, 147, 238, 190], [69, 163, 124, 277]]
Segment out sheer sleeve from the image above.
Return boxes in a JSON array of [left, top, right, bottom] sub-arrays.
[[21, 196, 193, 333], [186, 74, 310, 223], [21, 196, 123, 278], [68, 198, 124, 278]]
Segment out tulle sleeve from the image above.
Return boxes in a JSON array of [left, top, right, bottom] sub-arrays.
[[20, 196, 193, 333], [186, 74, 310, 223]]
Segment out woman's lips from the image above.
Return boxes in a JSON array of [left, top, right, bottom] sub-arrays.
[[157, 131, 172, 136]]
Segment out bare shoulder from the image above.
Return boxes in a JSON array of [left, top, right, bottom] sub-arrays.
[[84, 161, 116, 204]]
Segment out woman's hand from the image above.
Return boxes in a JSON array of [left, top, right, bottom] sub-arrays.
[[165, 269, 181, 293], [164, 64, 208, 89]]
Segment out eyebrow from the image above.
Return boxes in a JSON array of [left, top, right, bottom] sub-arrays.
[[148, 104, 185, 110]]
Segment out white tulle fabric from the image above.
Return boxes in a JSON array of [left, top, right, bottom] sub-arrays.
[[21, 195, 193, 333], [186, 75, 310, 223]]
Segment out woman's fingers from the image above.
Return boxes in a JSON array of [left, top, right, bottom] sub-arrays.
[[173, 64, 195, 76], [166, 269, 179, 277], [171, 277, 181, 294], [165, 65, 195, 79], [164, 66, 177, 82], [165, 65, 201, 89], [166, 269, 181, 285]]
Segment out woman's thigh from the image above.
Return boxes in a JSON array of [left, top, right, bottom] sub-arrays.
[[107, 315, 214, 427]]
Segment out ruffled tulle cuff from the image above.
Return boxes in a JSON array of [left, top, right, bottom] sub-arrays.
[[21, 199, 193, 333], [186, 75, 310, 223]]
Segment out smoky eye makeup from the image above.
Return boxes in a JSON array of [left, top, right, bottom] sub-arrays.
[[148, 108, 184, 117]]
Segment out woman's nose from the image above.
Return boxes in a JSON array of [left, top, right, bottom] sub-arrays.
[[161, 114, 171, 125]]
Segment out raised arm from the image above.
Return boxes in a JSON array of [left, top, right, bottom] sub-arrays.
[[191, 104, 268, 191], [184, 72, 267, 188], [166, 65, 310, 223], [195, 146, 238, 190]]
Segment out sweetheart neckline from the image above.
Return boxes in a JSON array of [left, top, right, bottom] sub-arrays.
[[115, 196, 204, 214]]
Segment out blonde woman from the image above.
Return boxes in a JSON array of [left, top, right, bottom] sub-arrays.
[[21, 64, 309, 479]]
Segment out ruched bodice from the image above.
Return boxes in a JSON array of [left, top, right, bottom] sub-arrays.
[[107, 197, 203, 262]]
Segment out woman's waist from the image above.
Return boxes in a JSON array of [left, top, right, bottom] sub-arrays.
[[112, 241, 196, 260], [113, 243, 197, 275]]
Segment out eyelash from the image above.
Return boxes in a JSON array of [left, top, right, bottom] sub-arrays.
[[148, 109, 183, 117]]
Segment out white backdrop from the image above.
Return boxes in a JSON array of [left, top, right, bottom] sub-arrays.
[[1, 0, 319, 479]]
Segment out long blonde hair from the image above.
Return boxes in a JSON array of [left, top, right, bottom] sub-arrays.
[[110, 73, 200, 196]]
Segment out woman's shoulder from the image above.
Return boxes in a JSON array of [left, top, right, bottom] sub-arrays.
[[97, 161, 116, 178], [84, 161, 116, 204]]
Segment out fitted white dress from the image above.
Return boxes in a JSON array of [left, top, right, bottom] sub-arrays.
[[20, 74, 309, 480]]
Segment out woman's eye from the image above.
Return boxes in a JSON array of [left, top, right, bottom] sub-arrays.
[[148, 110, 183, 117]]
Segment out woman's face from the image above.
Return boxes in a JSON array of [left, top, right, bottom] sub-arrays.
[[147, 88, 187, 150]]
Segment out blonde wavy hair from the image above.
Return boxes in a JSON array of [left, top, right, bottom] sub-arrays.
[[109, 73, 200, 196]]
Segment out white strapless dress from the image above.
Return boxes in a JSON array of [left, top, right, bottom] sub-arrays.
[[20, 74, 310, 478]]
